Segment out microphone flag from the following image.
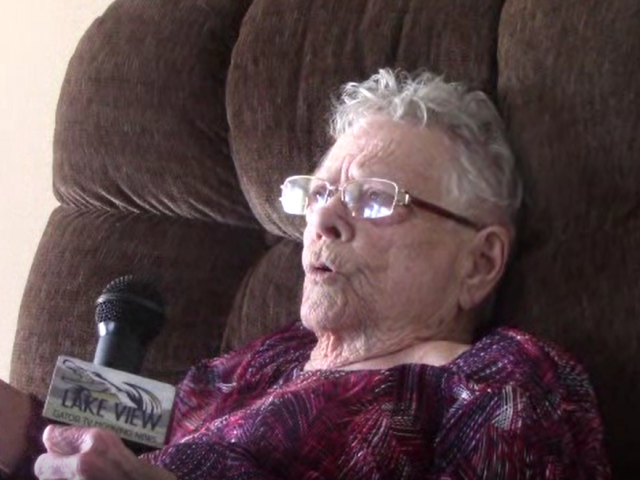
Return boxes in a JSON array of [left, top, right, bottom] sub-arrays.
[[43, 356, 175, 449]]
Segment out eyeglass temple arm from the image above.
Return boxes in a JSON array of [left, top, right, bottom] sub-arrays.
[[399, 192, 482, 231]]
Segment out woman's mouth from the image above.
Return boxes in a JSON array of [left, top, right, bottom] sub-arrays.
[[314, 262, 333, 273], [307, 261, 339, 281]]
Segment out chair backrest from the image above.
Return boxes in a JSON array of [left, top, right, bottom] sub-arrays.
[[11, 0, 268, 394], [12, 0, 640, 477]]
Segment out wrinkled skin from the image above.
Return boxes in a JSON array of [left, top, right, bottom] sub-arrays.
[[301, 116, 510, 370]]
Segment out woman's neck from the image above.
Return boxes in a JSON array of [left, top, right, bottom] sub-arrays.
[[304, 326, 473, 371]]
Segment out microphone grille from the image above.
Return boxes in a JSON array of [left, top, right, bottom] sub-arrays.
[[102, 275, 163, 302], [95, 275, 165, 345]]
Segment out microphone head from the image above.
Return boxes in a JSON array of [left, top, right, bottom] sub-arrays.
[[95, 275, 165, 346]]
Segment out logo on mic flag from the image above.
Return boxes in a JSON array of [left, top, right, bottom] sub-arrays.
[[43, 356, 175, 448]]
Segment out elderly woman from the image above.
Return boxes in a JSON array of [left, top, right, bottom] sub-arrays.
[[1, 69, 609, 480]]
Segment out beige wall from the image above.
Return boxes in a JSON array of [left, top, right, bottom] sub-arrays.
[[0, 1, 114, 381]]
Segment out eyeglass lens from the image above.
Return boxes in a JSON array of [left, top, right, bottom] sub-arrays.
[[281, 176, 398, 219]]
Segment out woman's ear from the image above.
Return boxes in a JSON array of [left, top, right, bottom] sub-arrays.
[[458, 225, 511, 311]]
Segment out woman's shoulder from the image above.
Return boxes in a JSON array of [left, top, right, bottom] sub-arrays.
[[225, 322, 316, 383], [183, 322, 314, 387], [244, 321, 316, 355], [433, 328, 610, 478], [449, 326, 593, 397]]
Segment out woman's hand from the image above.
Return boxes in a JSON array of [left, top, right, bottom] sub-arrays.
[[34, 426, 176, 480]]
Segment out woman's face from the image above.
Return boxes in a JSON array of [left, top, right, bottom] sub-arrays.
[[300, 116, 476, 344]]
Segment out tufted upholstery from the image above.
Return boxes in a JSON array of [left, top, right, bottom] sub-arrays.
[[10, 0, 640, 477]]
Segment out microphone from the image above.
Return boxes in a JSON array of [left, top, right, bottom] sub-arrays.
[[93, 276, 165, 373], [43, 276, 176, 450]]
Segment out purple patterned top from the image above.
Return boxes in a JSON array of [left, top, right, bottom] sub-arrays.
[[138, 322, 610, 480]]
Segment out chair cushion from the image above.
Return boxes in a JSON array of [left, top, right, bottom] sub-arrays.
[[497, 0, 640, 475], [54, 0, 256, 227]]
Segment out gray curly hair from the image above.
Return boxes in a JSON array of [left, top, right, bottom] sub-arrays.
[[330, 68, 523, 228]]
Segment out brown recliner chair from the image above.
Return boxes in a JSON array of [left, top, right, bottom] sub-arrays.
[[10, 0, 640, 478]]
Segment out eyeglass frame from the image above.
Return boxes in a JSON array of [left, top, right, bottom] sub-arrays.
[[279, 175, 482, 231]]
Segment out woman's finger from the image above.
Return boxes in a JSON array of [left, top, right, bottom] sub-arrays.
[[34, 452, 80, 480], [43, 425, 110, 458], [42, 425, 98, 456]]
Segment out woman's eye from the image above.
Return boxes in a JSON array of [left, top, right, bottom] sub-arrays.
[[367, 190, 381, 201], [364, 189, 393, 205], [309, 185, 327, 201]]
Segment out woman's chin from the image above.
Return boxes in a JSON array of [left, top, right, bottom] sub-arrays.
[[301, 299, 341, 333]]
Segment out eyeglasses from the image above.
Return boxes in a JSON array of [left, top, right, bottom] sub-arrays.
[[279, 175, 481, 230]]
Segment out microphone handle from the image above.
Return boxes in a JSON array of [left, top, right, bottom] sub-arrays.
[[93, 322, 144, 374]]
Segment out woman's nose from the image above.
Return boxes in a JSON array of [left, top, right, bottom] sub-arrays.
[[306, 194, 355, 242]]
